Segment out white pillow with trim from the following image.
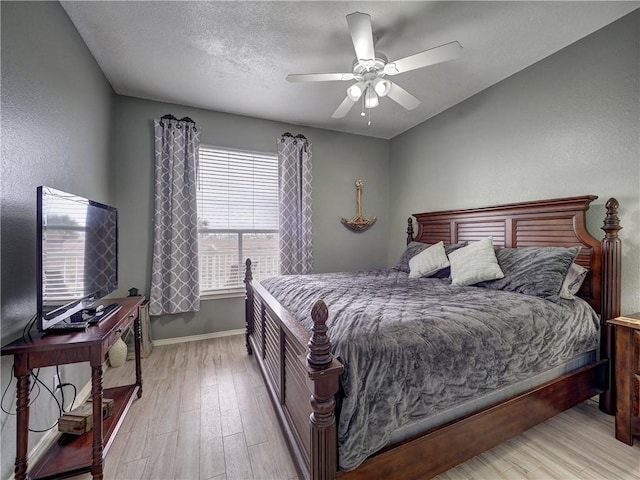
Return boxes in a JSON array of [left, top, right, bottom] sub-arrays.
[[448, 237, 504, 286], [408, 241, 450, 278]]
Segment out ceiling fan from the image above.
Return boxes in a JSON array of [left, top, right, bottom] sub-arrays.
[[286, 12, 462, 121]]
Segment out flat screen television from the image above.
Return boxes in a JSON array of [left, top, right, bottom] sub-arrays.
[[37, 186, 118, 331]]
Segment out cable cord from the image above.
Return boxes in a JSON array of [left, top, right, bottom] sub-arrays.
[[56, 365, 65, 411], [1, 366, 64, 433], [53, 365, 78, 412], [22, 313, 38, 342], [0, 365, 16, 415], [59, 384, 78, 412], [28, 369, 63, 433], [0, 365, 41, 414], [3, 314, 79, 431]]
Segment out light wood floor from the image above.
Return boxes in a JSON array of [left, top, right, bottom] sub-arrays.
[[72, 334, 638, 480]]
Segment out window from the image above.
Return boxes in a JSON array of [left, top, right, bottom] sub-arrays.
[[197, 145, 279, 295]]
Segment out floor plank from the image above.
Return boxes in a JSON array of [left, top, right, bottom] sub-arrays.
[[174, 409, 201, 479], [141, 431, 178, 480], [68, 334, 637, 480], [223, 432, 253, 480], [200, 384, 226, 479]]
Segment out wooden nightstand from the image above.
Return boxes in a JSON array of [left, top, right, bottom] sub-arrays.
[[608, 312, 640, 445]]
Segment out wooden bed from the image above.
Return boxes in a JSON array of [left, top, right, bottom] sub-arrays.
[[243, 195, 622, 480]]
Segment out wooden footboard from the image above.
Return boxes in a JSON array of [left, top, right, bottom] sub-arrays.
[[244, 195, 622, 480], [245, 262, 343, 480]]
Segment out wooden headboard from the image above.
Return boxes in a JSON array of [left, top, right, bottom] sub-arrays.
[[406, 195, 621, 318]]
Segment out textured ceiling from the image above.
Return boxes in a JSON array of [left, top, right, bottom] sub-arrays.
[[61, 1, 637, 139]]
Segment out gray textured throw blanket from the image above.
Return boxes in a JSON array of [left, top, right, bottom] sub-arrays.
[[261, 269, 599, 470]]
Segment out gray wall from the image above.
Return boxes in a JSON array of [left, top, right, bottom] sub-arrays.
[[0, 2, 116, 478], [113, 96, 389, 340], [1, 3, 637, 477], [388, 10, 640, 315]]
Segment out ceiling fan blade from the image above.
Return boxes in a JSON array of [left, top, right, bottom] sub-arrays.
[[387, 82, 421, 110], [286, 73, 354, 83], [346, 12, 375, 61], [332, 96, 356, 118], [385, 41, 462, 76]]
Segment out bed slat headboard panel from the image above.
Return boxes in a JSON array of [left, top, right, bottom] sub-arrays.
[[409, 196, 602, 313]]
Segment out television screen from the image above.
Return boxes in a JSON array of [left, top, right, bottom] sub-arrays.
[[37, 186, 118, 330]]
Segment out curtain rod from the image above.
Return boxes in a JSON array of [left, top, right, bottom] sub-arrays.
[[280, 132, 307, 140], [160, 114, 196, 124]]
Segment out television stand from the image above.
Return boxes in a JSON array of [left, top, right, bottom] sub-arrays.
[[1, 296, 145, 480]]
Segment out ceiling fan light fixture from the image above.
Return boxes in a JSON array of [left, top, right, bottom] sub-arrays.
[[383, 63, 399, 75], [364, 87, 379, 108], [373, 78, 391, 97], [347, 83, 364, 101]]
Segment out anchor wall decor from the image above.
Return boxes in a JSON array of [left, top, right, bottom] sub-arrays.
[[340, 179, 377, 233]]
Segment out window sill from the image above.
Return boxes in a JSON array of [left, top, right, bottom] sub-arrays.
[[200, 288, 245, 301]]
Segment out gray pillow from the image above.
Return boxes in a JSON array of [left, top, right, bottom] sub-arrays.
[[478, 246, 580, 301], [394, 241, 467, 274]]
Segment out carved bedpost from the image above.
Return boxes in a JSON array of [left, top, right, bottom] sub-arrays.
[[307, 299, 344, 480], [407, 217, 414, 245], [601, 198, 622, 320], [244, 258, 254, 355], [308, 300, 331, 367], [599, 198, 622, 414]]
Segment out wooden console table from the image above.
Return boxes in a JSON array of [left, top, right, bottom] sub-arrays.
[[1, 296, 145, 480], [608, 312, 640, 445]]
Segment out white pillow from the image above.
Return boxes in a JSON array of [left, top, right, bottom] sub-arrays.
[[408, 241, 450, 278], [559, 263, 588, 299], [448, 237, 504, 286]]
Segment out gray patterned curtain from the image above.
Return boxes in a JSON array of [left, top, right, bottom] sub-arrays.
[[278, 133, 313, 275], [149, 115, 200, 316]]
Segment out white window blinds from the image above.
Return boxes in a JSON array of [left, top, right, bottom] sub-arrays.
[[197, 147, 278, 230], [197, 146, 279, 293]]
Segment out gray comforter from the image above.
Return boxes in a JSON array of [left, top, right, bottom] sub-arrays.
[[261, 269, 599, 470]]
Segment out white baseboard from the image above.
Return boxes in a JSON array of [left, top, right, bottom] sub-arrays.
[[153, 329, 245, 346]]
